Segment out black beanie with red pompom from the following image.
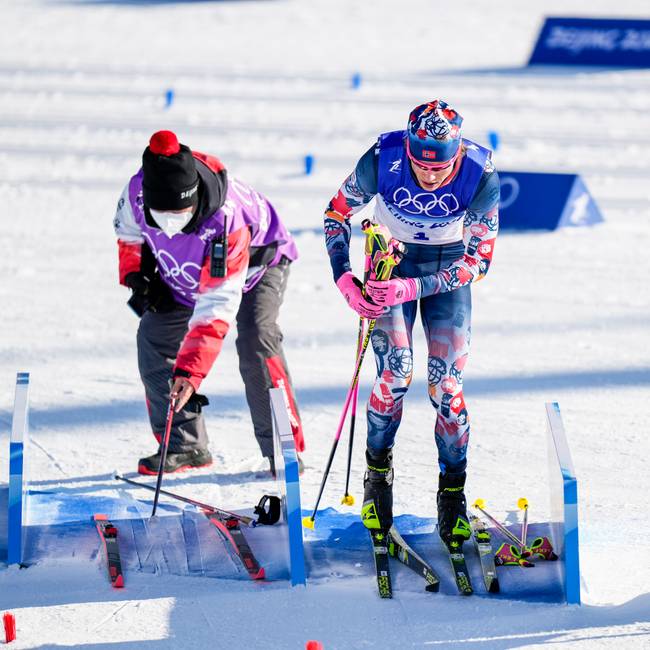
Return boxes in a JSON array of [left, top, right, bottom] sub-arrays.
[[142, 131, 199, 210]]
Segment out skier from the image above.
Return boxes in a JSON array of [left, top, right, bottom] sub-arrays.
[[323, 100, 499, 544], [114, 130, 304, 476]]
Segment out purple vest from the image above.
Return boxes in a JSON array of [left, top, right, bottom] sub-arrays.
[[128, 172, 298, 307]]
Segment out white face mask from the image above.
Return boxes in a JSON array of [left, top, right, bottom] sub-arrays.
[[150, 209, 194, 237]]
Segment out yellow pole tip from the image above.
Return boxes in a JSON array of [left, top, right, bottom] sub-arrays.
[[341, 495, 355, 506], [302, 517, 315, 530], [517, 498, 529, 509], [473, 498, 486, 509]]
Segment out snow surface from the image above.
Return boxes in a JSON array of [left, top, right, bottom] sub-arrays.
[[1, 0, 650, 647]]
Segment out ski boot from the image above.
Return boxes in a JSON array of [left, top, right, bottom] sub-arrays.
[[138, 447, 213, 475], [361, 448, 394, 532], [437, 471, 471, 544]]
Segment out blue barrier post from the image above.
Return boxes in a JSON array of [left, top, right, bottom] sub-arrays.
[[8, 372, 30, 566], [351, 72, 362, 90], [546, 402, 581, 604], [270, 388, 306, 586], [164, 88, 175, 109], [304, 154, 315, 176]]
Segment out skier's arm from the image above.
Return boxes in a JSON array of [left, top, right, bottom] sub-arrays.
[[113, 182, 145, 285], [324, 143, 378, 282], [173, 226, 252, 392], [420, 164, 499, 295]]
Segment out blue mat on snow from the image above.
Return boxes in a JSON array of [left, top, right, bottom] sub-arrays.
[[19, 489, 289, 581], [8, 492, 564, 601], [303, 508, 564, 602]]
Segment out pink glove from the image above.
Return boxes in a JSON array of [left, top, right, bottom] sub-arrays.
[[365, 277, 420, 306], [336, 272, 385, 319]]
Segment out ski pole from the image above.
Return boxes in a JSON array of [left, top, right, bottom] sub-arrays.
[[115, 474, 256, 526], [472, 499, 531, 555], [302, 318, 377, 529], [303, 222, 404, 530], [341, 316, 365, 507], [151, 396, 176, 518], [517, 497, 529, 547]]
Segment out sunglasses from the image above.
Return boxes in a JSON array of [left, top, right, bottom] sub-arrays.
[[406, 138, 459, 172]]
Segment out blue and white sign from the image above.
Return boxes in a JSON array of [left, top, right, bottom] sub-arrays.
[[499, 171, 603, 231], [529, 17, 650, 67]]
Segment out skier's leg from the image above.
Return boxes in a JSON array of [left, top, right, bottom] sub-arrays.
[[137, 307, 210, 455], [366, 300, 417, 452], [362, 301, 416, 532], [421, 285, 472, 475], [235, 262, 303, 464], [421, 286, 472, 541]]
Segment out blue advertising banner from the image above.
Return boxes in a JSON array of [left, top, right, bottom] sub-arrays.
[[529, 17, 650, 67], [499, 171, 603, 231]]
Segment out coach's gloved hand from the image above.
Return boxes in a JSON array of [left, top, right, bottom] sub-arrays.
[[125, 271, 150, 294], [125, 271, 176, 313], [365, 277, 420, 307], [335, 272, 385, 319]]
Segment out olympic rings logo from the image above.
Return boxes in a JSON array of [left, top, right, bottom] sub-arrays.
[[143, 233, 201, 290], [392, 187, 460, 216], [498, 176, 520, 210]]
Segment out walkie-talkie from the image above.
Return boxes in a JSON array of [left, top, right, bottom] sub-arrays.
[[210, 215, 228, 278]]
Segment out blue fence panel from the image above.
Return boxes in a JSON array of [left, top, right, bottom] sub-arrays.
[[8, 372, 30, 565], [545, 402, 581, 605], [271, 388, 306, 586]]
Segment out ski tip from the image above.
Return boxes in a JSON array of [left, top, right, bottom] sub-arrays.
[[341, 494, 355, 506], [473, 498, 485, 509], [425, 583, 440, 593], [517, 497, 528, 509], [488, 580, 500, 594], [302, 516, 315, 530], [251, 567, 266, 580], [93, 513, 108, 522], [112, 575, 125, 589]]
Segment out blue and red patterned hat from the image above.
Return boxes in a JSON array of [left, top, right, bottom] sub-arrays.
[[406, 100, 463, 165]]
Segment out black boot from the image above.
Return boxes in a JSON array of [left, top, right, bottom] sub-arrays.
[[437, 471, 471, 544], [138, 448, 213, 475], [361, 448, 394, 532]]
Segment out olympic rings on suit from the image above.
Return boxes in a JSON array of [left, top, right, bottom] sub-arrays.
[[392, 187, 460, 216]]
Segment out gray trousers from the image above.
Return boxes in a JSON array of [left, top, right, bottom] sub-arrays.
[[137, 263, 298, 457]]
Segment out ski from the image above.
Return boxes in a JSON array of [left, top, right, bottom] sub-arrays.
[[440, 536, 473, 595], [204, 512, 265, 580], [469, 514, 500, 593], [369, 530, 392, 598], [94, 514, 124, 588], [387, 526, 440, 592]]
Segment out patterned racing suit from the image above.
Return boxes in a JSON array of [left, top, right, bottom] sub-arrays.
[[324, 132, 499, 473]]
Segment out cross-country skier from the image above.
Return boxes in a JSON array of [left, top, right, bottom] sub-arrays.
[[114, 130, 304, 476], [323, 100, 499, 544]]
